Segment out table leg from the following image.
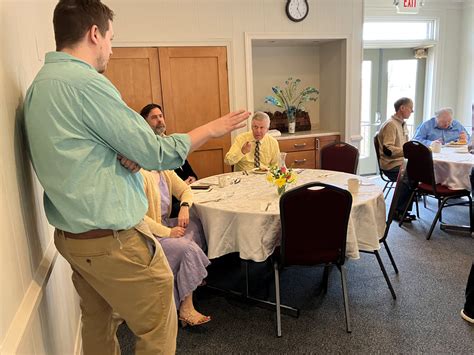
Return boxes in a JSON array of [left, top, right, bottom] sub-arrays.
[[205, 259, 300, 318]]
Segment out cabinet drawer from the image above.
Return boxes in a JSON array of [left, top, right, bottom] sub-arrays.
[[278, 137, 315, 153], [286, 151, 315, 169]]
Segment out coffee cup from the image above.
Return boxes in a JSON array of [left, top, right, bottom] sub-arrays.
[[431, 141, 441, 153], [347, 178, 360, 194], [218, 175, 228, 188]]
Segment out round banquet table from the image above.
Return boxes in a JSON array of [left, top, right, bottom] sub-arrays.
[[432, 146, 474, 190], [191, 169, 386, 262]]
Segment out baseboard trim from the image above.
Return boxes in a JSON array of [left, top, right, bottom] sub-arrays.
[[0, 238, 58, 354]]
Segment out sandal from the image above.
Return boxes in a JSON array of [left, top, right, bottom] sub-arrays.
[[178, 311, 211, 327]]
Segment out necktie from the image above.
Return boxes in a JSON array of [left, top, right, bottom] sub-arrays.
[[254, 141, 260, 168]]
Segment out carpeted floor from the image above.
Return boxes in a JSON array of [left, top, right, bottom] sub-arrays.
[[118, 184, 474, 354]]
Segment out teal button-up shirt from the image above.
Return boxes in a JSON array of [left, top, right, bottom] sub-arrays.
[[24, 52, 191, 233]]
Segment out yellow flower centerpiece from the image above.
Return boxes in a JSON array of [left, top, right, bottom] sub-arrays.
[[267, 165, 297, 196]]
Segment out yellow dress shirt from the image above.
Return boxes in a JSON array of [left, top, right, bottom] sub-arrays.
[[224, 131, 280, 171]]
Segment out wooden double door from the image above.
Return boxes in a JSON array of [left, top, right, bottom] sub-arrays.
[[104, 46, 231, 178]]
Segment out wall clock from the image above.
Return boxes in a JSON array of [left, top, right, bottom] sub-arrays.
[[286, 0, 309, 22]]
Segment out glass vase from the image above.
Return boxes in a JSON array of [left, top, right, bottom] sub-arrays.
[[286, 107, 296, 134], [288, 121, 296, 134], [277, 184, 286, 196]]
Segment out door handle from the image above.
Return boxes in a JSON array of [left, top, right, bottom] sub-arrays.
[[374, 112, 381, 126], [293, 143, 307, 148], [294, 159, 307, 164]]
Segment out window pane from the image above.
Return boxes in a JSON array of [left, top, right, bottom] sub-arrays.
[[360, 61, 372, 158], [364, 22, 432, 41], [386, 59, 418, 138]]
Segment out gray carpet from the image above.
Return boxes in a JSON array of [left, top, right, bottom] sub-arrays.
[[118, 185, 474, 354]]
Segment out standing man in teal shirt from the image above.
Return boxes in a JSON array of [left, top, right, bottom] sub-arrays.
[[23, 1, 249, 354]]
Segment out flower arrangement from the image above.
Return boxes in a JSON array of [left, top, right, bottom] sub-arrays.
[[264, 77, 319, 122], [266, 165, 298, 196]]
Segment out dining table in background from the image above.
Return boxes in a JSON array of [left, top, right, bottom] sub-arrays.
[[432, 145, 474, 235], [432, 145, 474, 191], [191, 169, 386, 262]]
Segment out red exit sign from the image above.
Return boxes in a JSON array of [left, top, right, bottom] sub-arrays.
[[396, 0, 422, 14]]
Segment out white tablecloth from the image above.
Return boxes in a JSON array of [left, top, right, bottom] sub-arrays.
[[433, 146, 474, 190], [192, 169, 386, 262]]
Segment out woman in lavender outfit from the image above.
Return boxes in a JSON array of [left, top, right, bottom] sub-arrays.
[[141, 169, 210, 327]]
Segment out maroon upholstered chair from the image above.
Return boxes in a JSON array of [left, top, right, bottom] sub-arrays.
[[402, 140, 472, 239], [320, 142, 359, 174], [359, 163, 408, 300], [374, 133, 396, 198], [275, 182, 353, 337]]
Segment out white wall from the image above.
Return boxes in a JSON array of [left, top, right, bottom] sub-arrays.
[[253, 45, 321, 127], [109, 0, 364, 142], [365, 0, 474, 127], [0, 1, 81, 354], [456, 0, 474, 127]]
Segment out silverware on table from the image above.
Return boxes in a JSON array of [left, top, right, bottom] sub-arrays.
[[199, 198, 223, 204]]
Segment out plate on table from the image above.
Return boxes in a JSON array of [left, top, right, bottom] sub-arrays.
[[446, 141, 467, 146], [251, 168, 269, 174]]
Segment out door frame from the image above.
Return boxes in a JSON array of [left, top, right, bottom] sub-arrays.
[[363, 16, 439, 125], [359, 48, 426, 175]]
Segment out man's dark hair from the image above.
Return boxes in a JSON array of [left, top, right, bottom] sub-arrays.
[[53, 0, 114, 51], [140, 104, 163, 119], [394, 97, 412, 112]]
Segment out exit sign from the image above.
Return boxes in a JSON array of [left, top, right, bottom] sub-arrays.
[[395, 0, 423, 14]]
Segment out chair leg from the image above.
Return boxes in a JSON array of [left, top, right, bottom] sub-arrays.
[[322, 264, 331, 294], [382, 240, 399, 274], [423, 195, 427, 208], [399, 190, 417, 227], [274, 261, 282, 337], [338, 265, 352, 333], [383, 181, 390, 199], [374, 250, 397, 300], [438, 198, 443, 223], [383, 181, 395, 199], [415, 194, 420, 218], [469, 195, 473, 233], [427, 197, 449, 240]]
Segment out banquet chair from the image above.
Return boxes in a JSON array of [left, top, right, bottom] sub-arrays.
[[373, 133, 396, 199], [401, 140, 472, 240], [275, 182, 353, 337], [320, 142, 359, 174], [359, 163, 407, 300]]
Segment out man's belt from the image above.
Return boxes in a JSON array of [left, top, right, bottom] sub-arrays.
[[63, 229, 115, 239]]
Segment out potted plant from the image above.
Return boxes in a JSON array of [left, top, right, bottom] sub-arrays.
[[264, 78, 319, 134]]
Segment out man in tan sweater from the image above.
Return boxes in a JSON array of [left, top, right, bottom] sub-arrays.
[[377, 97, 415, 221]]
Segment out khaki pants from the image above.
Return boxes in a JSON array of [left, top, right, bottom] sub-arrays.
[[54, 221, 177, 355]]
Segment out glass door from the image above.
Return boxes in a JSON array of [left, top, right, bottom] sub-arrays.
[[359, 48, 426, 175]]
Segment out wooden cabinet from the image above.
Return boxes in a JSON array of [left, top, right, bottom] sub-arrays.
[[279, 137, 316, 169], [277, 134, 340, 169], [104, 46, 230, 178]]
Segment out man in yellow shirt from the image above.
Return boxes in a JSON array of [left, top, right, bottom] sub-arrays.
[[224, 112, 280, 171]]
